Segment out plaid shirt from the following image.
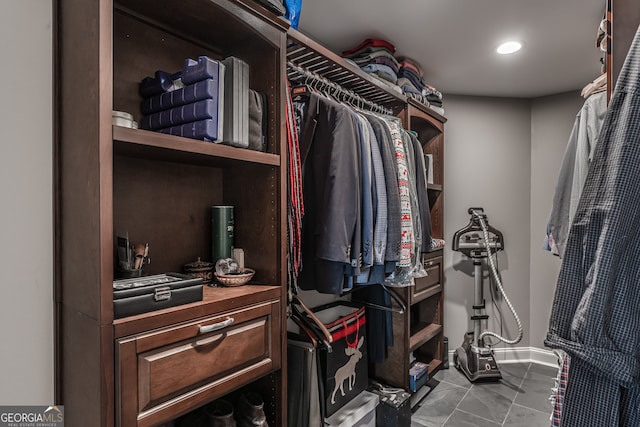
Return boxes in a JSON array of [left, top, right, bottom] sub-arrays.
[[550, 354, 570, 427], [545, 24, 640, 426]]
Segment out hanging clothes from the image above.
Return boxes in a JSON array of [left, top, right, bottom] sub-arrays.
[[295, 90, 361, 295], [365, 114, 402, 271], [385, 119, 413, 269], [409, 131, 433, 253], [353, 112, 387, 286], [367, 117, 388, 266], [550, 353, 570, 427], [289, 79, 436, 365], [544, 90, 607, 257], [292, 88, 433, 293], [545, 24, 640, 425], [401, 128, 427, 278], [286, 84, 305, 294]]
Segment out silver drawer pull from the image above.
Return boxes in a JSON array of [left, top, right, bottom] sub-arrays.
[[199, 317, 234, 334], [423, 260, 434, 268]]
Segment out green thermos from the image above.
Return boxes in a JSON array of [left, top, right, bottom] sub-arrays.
[[212, 206, 234, 261]]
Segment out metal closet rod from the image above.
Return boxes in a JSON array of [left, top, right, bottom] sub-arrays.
[[287, 61, 393, 115]]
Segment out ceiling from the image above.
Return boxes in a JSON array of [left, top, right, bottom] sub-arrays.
[[297, 0, 606, 98]]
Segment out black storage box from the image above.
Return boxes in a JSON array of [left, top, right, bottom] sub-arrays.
[[370, 388, 411, 427], [113, 273, 203, 319], [313, 304, 368, 417]]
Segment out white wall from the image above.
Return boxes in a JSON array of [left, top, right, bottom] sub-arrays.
[[443, 93, 588, 355], [443, 96, 532, 349], [0, 1, 54, 403], [529, 91, 585, 348]]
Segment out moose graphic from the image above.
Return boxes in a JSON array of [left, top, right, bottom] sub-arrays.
[[331, 335, 365, 404]]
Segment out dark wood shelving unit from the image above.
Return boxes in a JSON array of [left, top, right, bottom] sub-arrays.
[[56, 0, 288, 425], [371, 100, 446, 396]]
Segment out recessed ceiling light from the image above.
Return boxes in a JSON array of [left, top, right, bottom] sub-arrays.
[[496, 41, 522, 55]]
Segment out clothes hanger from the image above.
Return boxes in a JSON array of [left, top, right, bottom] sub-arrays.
[[288, 66, 315, 101], [291, 294, 334, 344], [290, 312, 318, 347], [290, 303, 332, 351], [344, 283, 407, 314]]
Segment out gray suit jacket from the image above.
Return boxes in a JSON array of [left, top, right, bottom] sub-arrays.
[[297, 92, 361, 294]]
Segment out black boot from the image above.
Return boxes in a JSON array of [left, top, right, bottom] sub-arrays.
[[235, 392, 269, 427], [202, 399, 237, 427]]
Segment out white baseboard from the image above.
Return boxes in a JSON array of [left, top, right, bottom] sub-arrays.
[[448, 346, 560, 368]]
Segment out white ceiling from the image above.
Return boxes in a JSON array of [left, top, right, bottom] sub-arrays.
[[297, 0, 606, 98]]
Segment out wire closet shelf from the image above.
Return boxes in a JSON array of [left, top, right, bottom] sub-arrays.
[[286, 28, 408, 115]]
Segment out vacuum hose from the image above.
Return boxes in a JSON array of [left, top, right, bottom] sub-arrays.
[[471, 210, 523, 346]]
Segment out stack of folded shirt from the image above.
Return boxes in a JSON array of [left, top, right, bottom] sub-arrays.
[[342, 38, 400, 86], [396, 57, 424, 94], [396, 57, 444, 115]]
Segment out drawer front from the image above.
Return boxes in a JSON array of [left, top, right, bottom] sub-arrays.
[[117, 300, 280, 427], [139, 314, 268, 410], [412, 255, 442, 304]]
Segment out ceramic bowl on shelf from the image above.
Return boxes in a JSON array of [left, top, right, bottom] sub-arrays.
[[214, 268, 255, 287]]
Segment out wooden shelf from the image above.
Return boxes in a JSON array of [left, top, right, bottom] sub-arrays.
[[412, 284, 442, 305], [427, 358, 443, 376], [114, 0, 286, 50], [407, 99, 447, 125], [113, 126, 281, 167], [409, 323, 443, 352], [427, 183, 443, 192]]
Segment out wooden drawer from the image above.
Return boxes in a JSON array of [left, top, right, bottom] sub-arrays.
[[412, 255, 442, 304], [116, 300, 280, 427]]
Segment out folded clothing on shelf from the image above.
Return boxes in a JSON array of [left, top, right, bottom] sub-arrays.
[[140, 98, 218, 131], [342, 38, 396, 57], [340, 38, 446, 115], [430, 238, 446, 251], [341, 38, 401, 87], [138, 56, 225, 142], [141, 79, 219, 115], [137, 55, 258, 149]]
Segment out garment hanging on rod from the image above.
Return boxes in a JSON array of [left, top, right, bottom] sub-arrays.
[[286, 83, 305, 296], [291, 294, 333, 346], [289, 81, 433, 363], [545, 24, 640, 426], [544, 90, 607, 257], [581, 73, 607, 98], [344, 283, 406, 314], [291, 89, 431, 293], [287, 57, 436, 364]]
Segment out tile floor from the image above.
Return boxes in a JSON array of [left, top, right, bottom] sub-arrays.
[[411, 362, 558, 427]]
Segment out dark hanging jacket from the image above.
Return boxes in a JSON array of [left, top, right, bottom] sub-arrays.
[[296, 92, 361, 294]]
